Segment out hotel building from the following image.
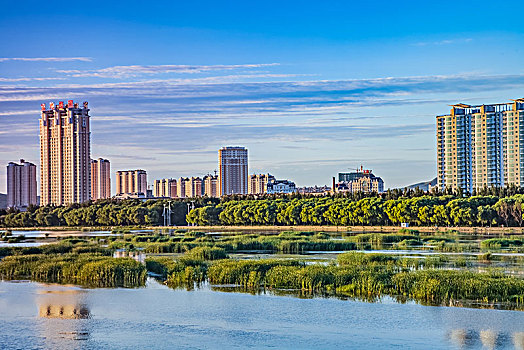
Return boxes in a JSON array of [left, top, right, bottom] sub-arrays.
[[436, 99, 524, 192], [91, 158, 111, 200], [335, 168, 384, 193], [6, 159, 37, 209], [40, 100, 91, 205], [116, 170, 147, 195], [219, 146, 248, 196]]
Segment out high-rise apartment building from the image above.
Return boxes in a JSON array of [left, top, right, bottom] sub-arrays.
[[436, 99, 524, 192], [7, 159, 37, 209], [185, 177, 203, 198], [40, 100, 91, 205], [177, 177, 188, 198], [116, 170, 147, 195], [203, 174, 218, 197], [219, 146, 248, 196], [248, 173, 275, 194], [91, 158, 111, 200], [153, 178, 177, 198]]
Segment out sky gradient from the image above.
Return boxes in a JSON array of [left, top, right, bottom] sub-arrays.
[[1, 0, 523, 193]]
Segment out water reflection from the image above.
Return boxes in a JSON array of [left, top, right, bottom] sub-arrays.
[[39, 304, 90, 319], [113, 249, 146, 263], [35, 286, 91, 346], [448, 329, 521, 349]]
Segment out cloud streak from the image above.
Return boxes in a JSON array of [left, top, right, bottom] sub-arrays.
[[0, 57, 92, 62], [56, 63, 280, 78]]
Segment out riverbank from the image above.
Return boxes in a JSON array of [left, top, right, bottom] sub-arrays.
[[3, 225, 524, 235]]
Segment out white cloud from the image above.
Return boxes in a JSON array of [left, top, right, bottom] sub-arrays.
[[0, 77, 65, 82], [56, 63, 280, 78], [0, 57, 92, 62]]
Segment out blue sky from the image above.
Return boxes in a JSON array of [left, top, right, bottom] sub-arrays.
[[1, 0, 523, 193]]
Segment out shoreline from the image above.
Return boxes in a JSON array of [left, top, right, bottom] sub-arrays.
[[2, 225, 524, 235]]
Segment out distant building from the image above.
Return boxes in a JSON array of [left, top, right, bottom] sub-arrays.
[[177, 177, 188, 198], [248, 173, 275, 194], [219, 146, 248, 196], [154, 178, 177, 198], [7, 159, 37, 209], [116, 170, 147, 196], [91, 158, 111, 200], [436, 99, 524, 192], [203, 174, 219, 197], [185, 177, 203, 198], [297, 185, 331, 195], [40, 100, 91, 205], [266, 179, 297, 194], [335, 168, 384, 193]]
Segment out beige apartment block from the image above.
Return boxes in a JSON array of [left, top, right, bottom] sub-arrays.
[[7, 159, 37, 209], [91, 158, 111, 200], [219, 146, 248, 196], [154, 178, 177, 198], [203, 174, 218, 197], [437, 99, 524, 192], [185, 177, 203, 198], [248, 173, 275, 194], [40, 100, 91, 205], [177, 177, 188, 198], [116, 169, 147, 195]]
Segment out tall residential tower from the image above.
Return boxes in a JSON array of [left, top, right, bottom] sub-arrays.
[[116, 170, 147, 195], [40, 100, 91, 205], [436, 99, 524, 192], [6, 159, 37, 209], [218, 146, 248, 196], [91, 158, 111, 200]]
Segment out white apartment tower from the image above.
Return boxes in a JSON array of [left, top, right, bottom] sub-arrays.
[[436, 99, 524, 192]]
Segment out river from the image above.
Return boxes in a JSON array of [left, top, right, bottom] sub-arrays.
[[0, 279, 523, 349]]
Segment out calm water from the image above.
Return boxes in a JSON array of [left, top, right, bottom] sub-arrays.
[[0, 279, 523, 349]]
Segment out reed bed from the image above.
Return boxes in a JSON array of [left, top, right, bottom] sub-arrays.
[[0, 253, 146, 287]]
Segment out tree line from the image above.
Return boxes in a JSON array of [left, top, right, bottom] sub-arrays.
[[3, 192, 524, 228]]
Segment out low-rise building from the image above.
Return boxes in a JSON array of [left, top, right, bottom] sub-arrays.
[[266, 179, 297, 194], [335, 168, 384, 193]]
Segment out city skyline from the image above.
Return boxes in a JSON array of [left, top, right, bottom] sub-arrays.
[[1, 1, 523, 193]]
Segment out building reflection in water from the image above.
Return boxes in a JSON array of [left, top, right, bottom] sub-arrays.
[[514, 332, 524, 350], [113, 249, 146, 263], [36, 286, 91, 346], [448, 329, 523, 349]]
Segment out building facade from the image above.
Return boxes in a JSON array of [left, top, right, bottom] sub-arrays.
[[248, 173, 275, 194], [116, 170, 147, 195], [335, 169, 384, 193], [203, 174, 219, 197], [266, 179, 297, 194], [436, 99, 524, 192], [7, 159, 37, 209], [91, 158, 111, 200], [40, 100, 91, 205], [153, 178, 177, 198], [177, 177, 188, 198], [185, 177, 203, 198], [218, 146, 248, 196]]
